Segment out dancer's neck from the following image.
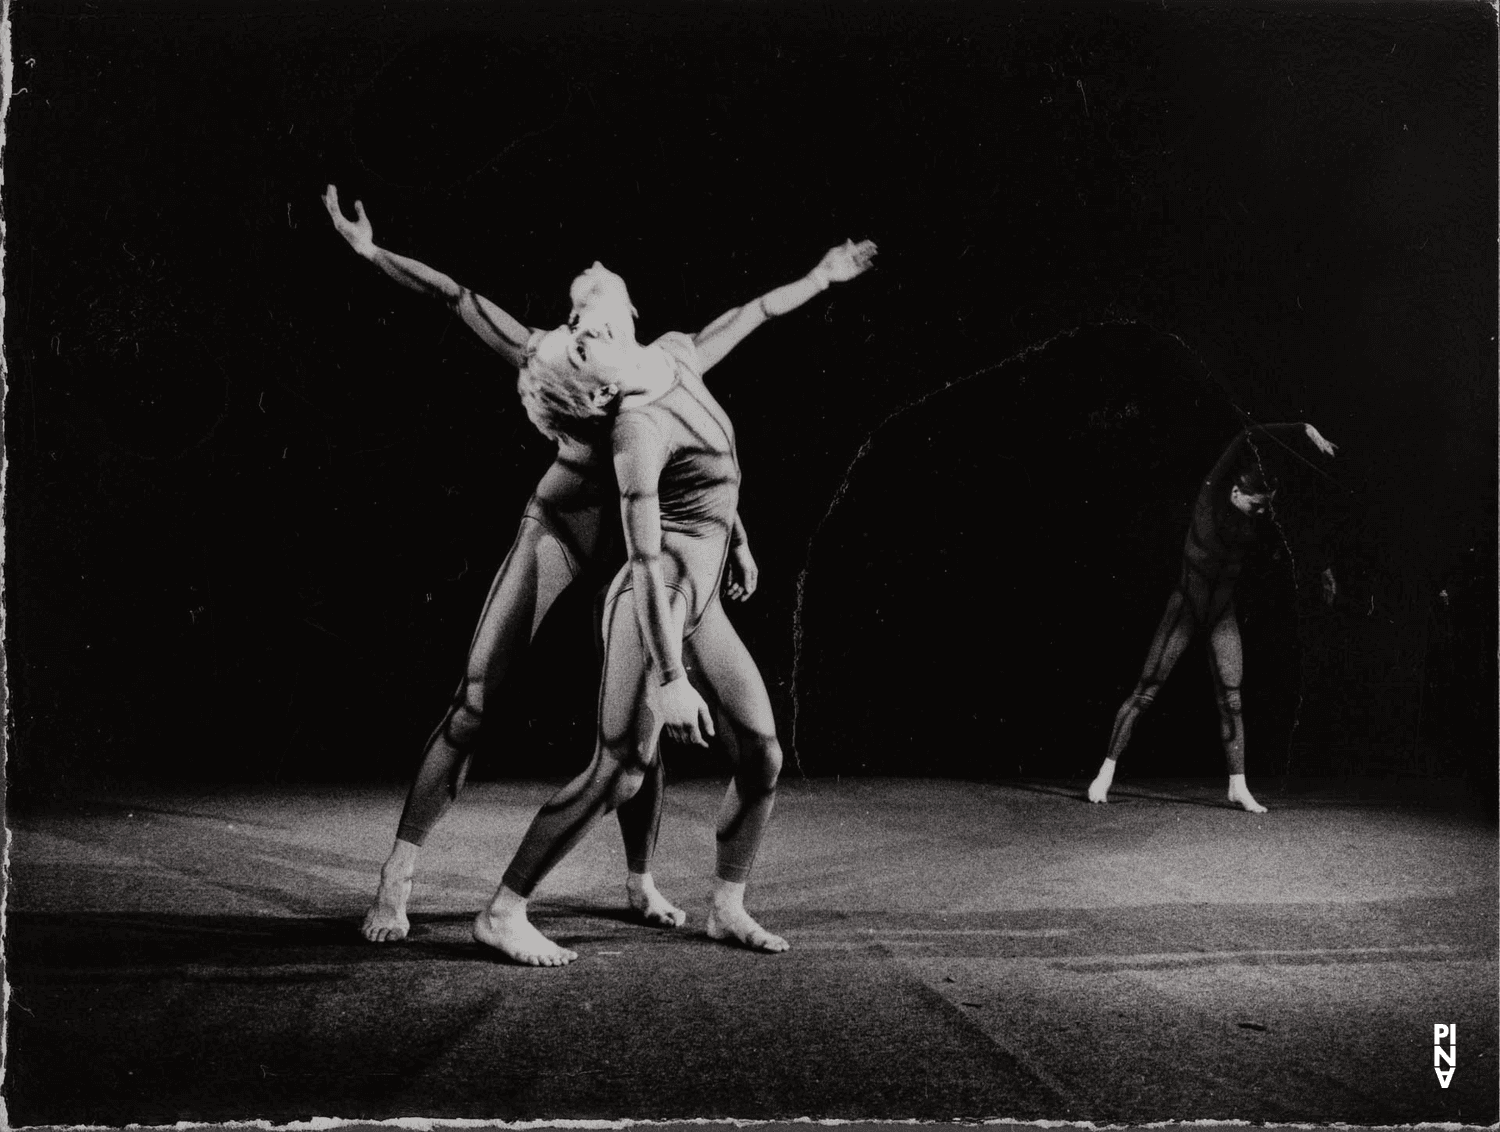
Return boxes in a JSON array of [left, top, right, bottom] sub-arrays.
[[615, 340, 676, 408]]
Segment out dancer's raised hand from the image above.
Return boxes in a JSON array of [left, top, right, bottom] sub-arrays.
[[810, 238, 878, 287], [323, 184, 376, 259], [1303, 424, 1337, 457]]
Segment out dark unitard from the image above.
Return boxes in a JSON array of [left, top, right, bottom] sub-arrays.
[[1104, 424, 1310, 775], [501, 333, 783, 896], [393, 327, 665, 872]]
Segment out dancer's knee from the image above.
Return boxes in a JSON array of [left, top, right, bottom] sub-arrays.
[[604, 766, 647, 813], [737, 734, 782, 796], [1216, 687, 1243, 715], [440, 698, 484, 749], [1128, 683, 1159, 712], [591, 737, 648, 812]]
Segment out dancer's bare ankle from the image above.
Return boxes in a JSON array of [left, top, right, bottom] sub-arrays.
[[473, 886, 577, 967], [706, 879, 787, 953], [1087, 758, 1116, 804], [362, 839, 421, 943], [626, 871, 686, 928], [1227, 774, 1267, 813]]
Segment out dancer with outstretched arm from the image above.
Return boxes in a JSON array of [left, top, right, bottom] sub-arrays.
[[469, 242, 877, 966], [323, 187, 760, 941], [1087, 422, 1338, 812]]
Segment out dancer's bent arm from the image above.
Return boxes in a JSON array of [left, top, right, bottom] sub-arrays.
[[613, 418, 716, 748], [692, 239, 878, 373], [1208, 421, 1337, 484], [1249, 421, 1337, 457], [323, 184, 532, 368]]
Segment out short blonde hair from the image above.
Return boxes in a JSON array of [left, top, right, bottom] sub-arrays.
[[516, 328, 613, 441]]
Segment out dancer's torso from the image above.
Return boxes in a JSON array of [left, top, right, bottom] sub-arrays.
[[1182, 468, 1260, 585], [613, 332, 741, 624], [529, 425, 618, 571]]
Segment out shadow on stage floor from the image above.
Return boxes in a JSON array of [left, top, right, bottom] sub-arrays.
[[5, 777, 1496, 1127]]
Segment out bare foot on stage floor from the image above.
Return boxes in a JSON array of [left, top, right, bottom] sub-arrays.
[[473, 887, 577, 966], [1087, 758, 1116, 804], [707, 881, 788, 953], [362, 840, 418, 942], [1228, 774, 1268, 813], [627, 871, 687, 928]]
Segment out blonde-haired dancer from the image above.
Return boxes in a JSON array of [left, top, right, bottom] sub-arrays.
[[323, 187, 758, 941], [472, 241, 877, 966]]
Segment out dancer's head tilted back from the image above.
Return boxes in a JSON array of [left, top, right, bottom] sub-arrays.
[[519, 262, 658, 440], [568, 261, 638, 343], [517, 324, 622, 442], [513, 262, 638, 441]]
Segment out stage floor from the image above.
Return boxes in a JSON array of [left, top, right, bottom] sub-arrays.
[[5, 776, 1496, 1127]]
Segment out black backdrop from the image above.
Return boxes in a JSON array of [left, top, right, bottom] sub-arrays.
[[6, 1, 1495, 799]]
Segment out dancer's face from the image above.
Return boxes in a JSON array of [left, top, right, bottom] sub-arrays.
[[568, 262, 635, 343], [531, 325, 620, 410], [537, 322, 632, 389], [573, 331, 632, 383], [1229, 484, 1272, 515]]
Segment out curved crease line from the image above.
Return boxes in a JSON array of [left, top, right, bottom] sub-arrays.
[[787, 318, 1294, 773]]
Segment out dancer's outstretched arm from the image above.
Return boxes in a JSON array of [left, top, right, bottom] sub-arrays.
[[693, 239, 878, 373], [323, 184, 533, 368], [1209, 421, 1337, 485], [1249, 421, 1337, 457]]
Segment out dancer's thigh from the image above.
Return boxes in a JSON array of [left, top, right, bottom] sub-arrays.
[[1206, 604, 1243, 686], [598, 583, 689, 765], [684, 599, 776, 739], [467, 515, 580, 685]]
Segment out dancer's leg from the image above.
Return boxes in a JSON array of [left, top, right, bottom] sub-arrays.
[[618, 759, 686, 926], [1089, 579, 1201, 803], [600, 570, 683, 925], [475, 584, 672, 964], [1206, 601, 1265, 812], [397, 519, 576, 842], [606, 568, 678, 925], [364, 507, 583, 942], [473, 748, 646, 965], [684, 600, 788, 953]]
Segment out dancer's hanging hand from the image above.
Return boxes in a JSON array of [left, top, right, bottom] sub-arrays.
[[657, 676, 715, 748], [725, 541, 759, 602]]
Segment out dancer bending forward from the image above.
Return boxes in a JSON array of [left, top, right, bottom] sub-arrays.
[[474, 241, 877, 965], [1087, 422, 1337, 813], [324, 186, 755, 941]]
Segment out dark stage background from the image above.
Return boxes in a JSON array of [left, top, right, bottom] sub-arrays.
[[5, 1, 1496, 801]]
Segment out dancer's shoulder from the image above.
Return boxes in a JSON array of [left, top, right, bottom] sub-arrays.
[[654, 331, 704, 378]]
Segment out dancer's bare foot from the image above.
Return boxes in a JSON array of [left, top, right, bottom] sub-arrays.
[[473, 886, 577, 967], [706, 880, 788, 953], [361, 839, 418, 942], [1087, 758, 1116, 804], [626, 871, 687, 928], [1227, 774, 1267, 813]]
